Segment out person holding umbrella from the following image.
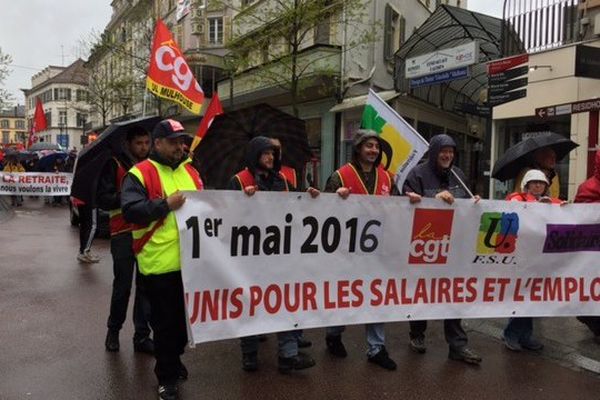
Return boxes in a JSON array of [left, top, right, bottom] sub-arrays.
[[227, 136, 319, 374], [503, 169, 565, 352], [121, 119, 203, 400], [402, 133, 482, 365], [97, 126, 153, 354], [514, 147, 560, 198]]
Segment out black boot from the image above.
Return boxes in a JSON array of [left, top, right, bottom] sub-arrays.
[[105, 329, 119, 352], [325, 335, 347, 358]]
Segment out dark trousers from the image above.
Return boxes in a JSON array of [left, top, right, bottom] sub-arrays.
[[409, 319, 468, 350], [577, 316, 600, 336], [78, 205, 97, 254], [107, 233, 151, 339], [140, 271, 187, 385]]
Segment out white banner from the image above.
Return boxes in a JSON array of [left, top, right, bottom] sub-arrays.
[[405, 41, 478, 79], [0, 172, 72, 196], [175, 191, 600, 344]]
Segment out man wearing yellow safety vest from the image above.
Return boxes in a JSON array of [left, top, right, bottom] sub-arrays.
[[97, 126, 153, 354], [121, 119, 203, 400]]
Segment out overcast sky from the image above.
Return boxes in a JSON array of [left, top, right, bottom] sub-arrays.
[[0, 0, 501, 107]]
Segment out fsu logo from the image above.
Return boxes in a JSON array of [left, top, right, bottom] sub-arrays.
[[409, 209, 454, 264], [473, 212, 518, 265]]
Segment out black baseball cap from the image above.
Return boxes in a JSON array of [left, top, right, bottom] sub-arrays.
[[152, 119, 188, 140]]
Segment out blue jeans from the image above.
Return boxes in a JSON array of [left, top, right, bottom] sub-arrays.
[[504, 317, 533, 343], [326, 323, 385, 357], [241, 330, 300, 358]]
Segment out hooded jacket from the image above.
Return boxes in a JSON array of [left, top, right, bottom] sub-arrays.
[[227, 136, 287, 192], [403, 134, 469, 199], [574, 150, 600, 203]]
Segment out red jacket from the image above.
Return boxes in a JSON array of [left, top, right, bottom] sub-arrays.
[[574, 150, 600, 204]]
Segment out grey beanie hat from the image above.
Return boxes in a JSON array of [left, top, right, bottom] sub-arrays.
[[352, 129, 380, 149]]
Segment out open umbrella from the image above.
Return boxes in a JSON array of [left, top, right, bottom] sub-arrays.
[[37, 151, 68, 172], [28, 142, 64, 152], [492, 132, 578, 181], [193, 103, 311, 189], [70, 116, 161, 205]]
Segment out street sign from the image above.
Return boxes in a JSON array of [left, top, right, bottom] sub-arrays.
[[455, 103, 491, 117], [488, 66, 529, 83], [575, 45, 600, 79], [489, 77, 528, 96], [409, 66, 470, 89], [405, 41, 478, 79], [535, 98, 600, 119], [488, 89, 527, 107], [487, 54, 529, 75]]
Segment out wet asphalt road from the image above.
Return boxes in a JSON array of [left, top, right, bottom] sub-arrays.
[[1, 198, 599, 400]]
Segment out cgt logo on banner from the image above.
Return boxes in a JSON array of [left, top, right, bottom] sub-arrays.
[[473, 212, 519, 265], [408, 209, 454, 264]]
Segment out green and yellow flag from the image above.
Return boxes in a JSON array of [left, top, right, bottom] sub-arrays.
[[361, 89, 429, 191]]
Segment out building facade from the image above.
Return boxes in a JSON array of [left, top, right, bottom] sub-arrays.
[[0, 105, 26, 145], [22, 60, 90, 150]]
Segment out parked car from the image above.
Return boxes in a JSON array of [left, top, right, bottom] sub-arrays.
[[69, 201, 110, 239]]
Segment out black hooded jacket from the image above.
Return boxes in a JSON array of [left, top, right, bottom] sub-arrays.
[[227, 136, 288, 192], [403, 134, 470, 199]]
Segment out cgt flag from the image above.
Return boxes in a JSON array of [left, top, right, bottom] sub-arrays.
[[190, 93, 223, 153], [146, 19, 204, 114], [28, 98, 47, 148], [361, 89, 429, 191]]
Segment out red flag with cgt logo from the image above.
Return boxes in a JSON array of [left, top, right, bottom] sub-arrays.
[[146, 19, 204, 114], [28, 98, 47, 148]]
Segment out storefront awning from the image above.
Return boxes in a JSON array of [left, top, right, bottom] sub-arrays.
[[329, 90, 400, 113]]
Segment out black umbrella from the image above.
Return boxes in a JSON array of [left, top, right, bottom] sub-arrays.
[[70, 116, 161, 205], [492, 132, 579, 181], [28, 142, 64, 151], [193, 103, 311, 189], [37, 152, 68, 172]]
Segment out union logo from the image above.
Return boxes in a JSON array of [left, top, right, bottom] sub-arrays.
[[476, 212, 519, 254], [409, 209, 454, 264]]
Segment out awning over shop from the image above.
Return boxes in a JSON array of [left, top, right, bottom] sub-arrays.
[[394, 5, 524, 112], [329, 90, 400, 113]]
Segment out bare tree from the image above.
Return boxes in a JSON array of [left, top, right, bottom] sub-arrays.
[[0, 47, 14, 110]]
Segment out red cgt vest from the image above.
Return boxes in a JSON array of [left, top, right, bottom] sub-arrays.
[[336, 164, 392, 196], [506, 192, 562, 204], [280, 165, 297, 189], [234, 168, 289, 192]]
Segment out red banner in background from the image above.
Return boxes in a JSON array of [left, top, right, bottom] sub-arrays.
[[146, 19, 204, 114], [28, 98, 47, 148]]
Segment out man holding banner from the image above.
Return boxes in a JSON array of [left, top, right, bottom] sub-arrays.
[[403, 133, 482, 365], [323, 129, 419, 370], [121, 120, 203, 400]]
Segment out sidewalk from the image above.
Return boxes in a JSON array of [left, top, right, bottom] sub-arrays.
[[469, 317, 600, 374]]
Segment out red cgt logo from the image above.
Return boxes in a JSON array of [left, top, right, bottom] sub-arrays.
[[409, 209, 454, 264]]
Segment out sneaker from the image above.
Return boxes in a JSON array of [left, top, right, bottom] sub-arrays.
[[77, 252, 94, 264], [297, 337, 312, 348], [368, 346, 397, 370], [325, 335, 347, 358], [105, 330, 119, 352], [242, 352, 258, 372], [448, 347, 482, 365], [520, 337, 543, 351], [278, 352, 316, 373], [178, 363, 188, 380], [409, 337, 427, 354], [502, 334, 522, 352], [157, 384, 178, 400], [85, 250, 100, 263], [133, 337, 154, 354]]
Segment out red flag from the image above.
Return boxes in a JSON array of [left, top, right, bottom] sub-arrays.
[[28, 98, 47, 148], [146, 19, 204, 114], [190, 94, 223, 152]]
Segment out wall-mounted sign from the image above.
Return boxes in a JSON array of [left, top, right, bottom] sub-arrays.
[[487, 53, 529, 75], [536, 98, 600, 119], [405, 41, 478, 79], [409, 66, 470, 88], [575, 45, 600, 79], [487, 53, 529, 107]]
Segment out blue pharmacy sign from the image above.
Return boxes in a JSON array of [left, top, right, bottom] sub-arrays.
[[409, 67, 470, 89], [57, 134, 69, 149]]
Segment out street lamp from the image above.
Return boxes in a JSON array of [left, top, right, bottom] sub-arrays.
[[120, 95, 131, 117]]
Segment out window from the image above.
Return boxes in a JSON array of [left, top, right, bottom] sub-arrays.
[[384, 5, 405, 61], [54, 88, 72, 101], [16, 120, 25, 129], [59, 111, 67, 126], [2, 131, 9, 143], [241, 0, 256, 6], [76, 90, 88, 102], [0, 119, 9, 129], [44, 112, 52, 127], [208, 17, 223, 45], [76, 113, 87, 127]]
